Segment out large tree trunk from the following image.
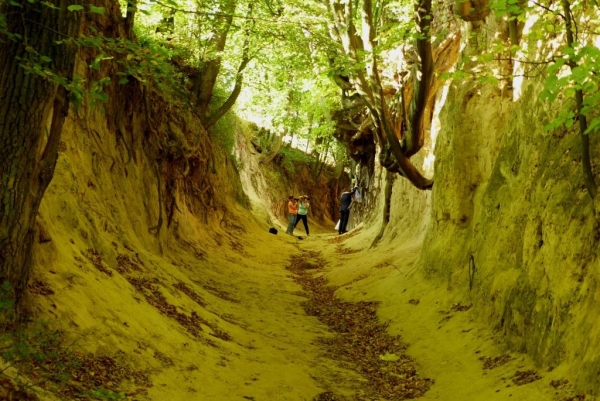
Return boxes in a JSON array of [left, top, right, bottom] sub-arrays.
[[370, 170, 395, 248], [204, 3, 253, 129], [0, 0, 82, 305], [406, 0, 433, 157], [330, 0, 434, 190], [191, 0, 237, 120]]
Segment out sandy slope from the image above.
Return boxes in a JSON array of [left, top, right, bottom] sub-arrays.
[[27, 177, 584, 400], [298, 221, 584, 401], [20, 122, 587, 400]]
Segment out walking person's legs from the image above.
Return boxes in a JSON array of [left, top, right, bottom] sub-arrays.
[[300, 214, 309, 235], [293, 214, 301, 229], [339, 210, 349, 234], [287, 213, 296, 234]]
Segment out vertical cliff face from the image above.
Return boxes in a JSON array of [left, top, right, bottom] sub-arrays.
[[414, 31, 600, 394]]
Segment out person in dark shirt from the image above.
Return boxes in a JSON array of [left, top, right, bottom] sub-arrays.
[[338, 187, 356, 234]]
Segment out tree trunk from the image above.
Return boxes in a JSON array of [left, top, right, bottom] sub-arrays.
[[203, 2, 253, 129], [0, 0, 82, 305], [329, 0, 433, 190], [370, 170, 395, 248], [406, 0, 433, 157], [561, 0, 596, 200], [259, 133, 284, 164], [124, 0, 137, 40], [191, 0, 237, 119]]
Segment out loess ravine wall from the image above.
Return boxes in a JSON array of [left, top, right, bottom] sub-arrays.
[[379, 15, 600, 395]]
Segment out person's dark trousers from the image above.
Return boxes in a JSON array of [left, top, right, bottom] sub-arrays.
[[339, 210, 350, 234], [294, 214, 309, 235]]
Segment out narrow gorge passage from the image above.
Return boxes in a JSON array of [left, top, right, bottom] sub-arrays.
[[2, 0, 600, 399], [286, 227, 582, 401]]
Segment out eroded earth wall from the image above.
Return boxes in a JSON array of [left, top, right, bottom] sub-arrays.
[[408, 19, 600, 394]]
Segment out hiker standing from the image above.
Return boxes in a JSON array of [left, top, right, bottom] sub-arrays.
[[294, 195, 310, 236], [286, 196, 298, 235], [338, 188, 356, 234]]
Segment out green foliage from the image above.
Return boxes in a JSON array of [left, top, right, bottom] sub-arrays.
[[450, 0, 600, 137], [537, 9, 600, 134], [0, 0, 186, 110], [211, 97, 238, 154], [277, 146, 315, 175], [70, 30, 185, 103], [88, 4, 105, 14]]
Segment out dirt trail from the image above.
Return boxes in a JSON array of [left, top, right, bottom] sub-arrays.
[[23, 134, 586, 400], [293, 223, 585, 401]]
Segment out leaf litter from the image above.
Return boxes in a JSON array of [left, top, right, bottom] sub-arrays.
[[289, 252, 432, 400]]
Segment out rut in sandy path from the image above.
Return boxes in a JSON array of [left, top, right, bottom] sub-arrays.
[[292, 225, 588, 401], [288, 250, 432, 400]]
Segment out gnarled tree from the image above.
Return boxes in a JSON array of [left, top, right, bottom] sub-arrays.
[[327, 0, 460, 190], [0, 0, 83, 305]]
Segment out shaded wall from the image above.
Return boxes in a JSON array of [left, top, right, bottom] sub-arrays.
[[417, 26, 600, 394]]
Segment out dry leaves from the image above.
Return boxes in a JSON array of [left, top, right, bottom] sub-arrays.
[[480, 354, 513, 370], [313, 391, 349, 400], [0, 377, 39, 401], [9, 333, 151, 399], [174, 282, 207, 308], [83, 248, 113, 276], [129, 276, 207, 338], [334, 244, 362, 255], [450, 303, 471, 312], [512, 370, 542, 385], [290, 252, 432, 400], [564, 395, 586, 401], [28, 280, 54, 296], [550, 379, 569, 389], [327, 228, 361, 244]]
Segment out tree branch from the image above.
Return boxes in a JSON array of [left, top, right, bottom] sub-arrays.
[[562, 0, 596, 199], [204, 2, 254, 129]]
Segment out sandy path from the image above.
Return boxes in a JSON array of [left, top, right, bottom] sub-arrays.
[[294, 224, 581, 401], [160, 221, 365, 400]]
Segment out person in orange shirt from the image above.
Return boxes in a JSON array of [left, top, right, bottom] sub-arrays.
[[286, 195, 298, 235]]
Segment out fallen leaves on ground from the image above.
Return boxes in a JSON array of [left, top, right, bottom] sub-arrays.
[[119, 254, 232, 341], [83, 248, 113, 276], [512, 370, 542, 385], [450, 303, 471, 312], [28, 281, 54, 296], [550, 379, 569, 389], [289, 252, 432, 400], [0, 376, 39, 400], [6, 330, 151, 399], [173, 282, 207, 307], [313, 390, 349, 400], [327, 228, 361, 244], [335, 244, 362, 255], [480, 354, 513, 370]]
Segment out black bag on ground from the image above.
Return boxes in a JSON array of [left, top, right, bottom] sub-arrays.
[[269, 227, 278, 235]]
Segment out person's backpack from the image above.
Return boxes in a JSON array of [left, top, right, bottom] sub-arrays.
[[354, 188, 362, 203]]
